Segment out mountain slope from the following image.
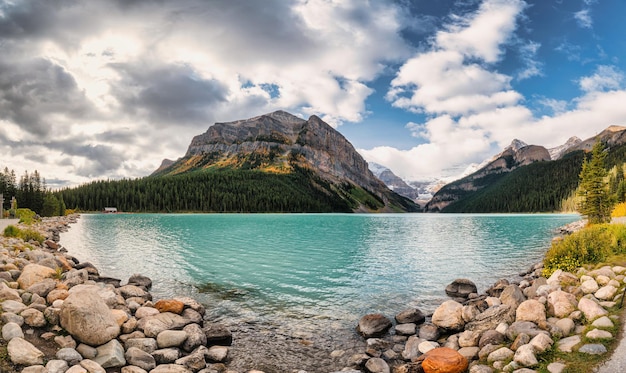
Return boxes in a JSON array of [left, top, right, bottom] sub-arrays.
[[426, 126, 626, 213], [368, 163, 419, 201], [425, 140, 551, 211], [154, 111, 420, 213]]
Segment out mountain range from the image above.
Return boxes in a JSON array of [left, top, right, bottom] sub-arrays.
[[154, 111, 420, 213], [420, 125, 626, 212]]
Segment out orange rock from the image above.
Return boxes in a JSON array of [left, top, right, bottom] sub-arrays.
[[422, 347, 468, 373], [154, 299, 185, 314]]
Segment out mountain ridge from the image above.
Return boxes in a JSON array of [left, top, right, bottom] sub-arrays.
[[156, 111, 420, 212]]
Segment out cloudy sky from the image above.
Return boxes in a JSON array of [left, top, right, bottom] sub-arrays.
[[1, 0, 625, 187]]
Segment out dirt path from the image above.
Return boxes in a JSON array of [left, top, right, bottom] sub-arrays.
[[0, 219, 19, 231]]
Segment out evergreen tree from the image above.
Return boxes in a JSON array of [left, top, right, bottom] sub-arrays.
[[41, 194, 60, 217], [577, 141, 613, 224]]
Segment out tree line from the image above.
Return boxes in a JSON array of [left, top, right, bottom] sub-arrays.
[[0, 167, 66, 217], [56, 168, 358, 213]]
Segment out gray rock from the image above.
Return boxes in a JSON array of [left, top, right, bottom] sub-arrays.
[[181, 308, 203, 325], [586, 328, 613, 340], [487, 347, 514, 363], [1, 311, 24, 326], [547, 290, 577, 318], [121, 366, 148, 373], [479, 330, 505, 348], [514, 344, 538, 367], [458, 346, 480, 361], [555, 318, 575, 337], [125, 337, 158, 353], [60, 288, 120, 346], [44, 306, 61, 326], [357, 314, 392, 338], [56, 347, 84, 365], [395, 308, 426, 325], [152, 348, 181, 364], [80, 359, 106, 373], [46, 359, 70, 373], [137, 312, 190, 338], [557, 335, 582, 352], [530, 332, 554, 353], [592, 316, 614, 328], [182, 323, 207, 352], [418, 323, 440, 341], [365, 357, 390, 373], [118, 285, 151, 299], [21, 308, 46, 327], [395, 323, 416, 336], [578, 297, 608, 321], [203, 324, 232, 346], [21, 366, 47, 373], [547, 362, 567, 373], [76, 343, 98, 359], [93, 339, 126, 368], [466, 305, 512, 333], [127, 274, 153, 290], [175, 346, 209, 371], [7, 337, 44, 365], [150, 364, 193, 373], [445, 278, 478, 299], [506, 321, 549, 340], [402, 335, 423, 360], [54, 335, 77, 349], [469, 365, 494, 373], [0, 282, 21, 301], [125, 346, 157, 371], [156, 330, 188, 348], [174, 296, 206, 315], [432, 300, 465, 332], [500, 285, 526, 311], [206, 345, 228, 363], [2, 299, 27, 314], [2, 321, 24, 341], [578, 343, 608, 354], [27, 278, 57, 297]]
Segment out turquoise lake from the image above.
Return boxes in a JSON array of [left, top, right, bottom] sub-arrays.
[[60, 213, 579, 371]]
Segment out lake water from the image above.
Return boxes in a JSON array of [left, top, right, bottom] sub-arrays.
[[60, 213, 579, 372]]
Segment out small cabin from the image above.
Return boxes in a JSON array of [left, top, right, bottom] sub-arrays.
[[103, 207, 118, 213]]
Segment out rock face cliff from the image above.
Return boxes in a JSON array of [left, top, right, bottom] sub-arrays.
[[156, 111, 419, 212], [425, 140, 551, 212], [369, 163, 419, 201]]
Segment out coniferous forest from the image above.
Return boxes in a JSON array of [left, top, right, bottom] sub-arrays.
[[55, 167, 395, 213]]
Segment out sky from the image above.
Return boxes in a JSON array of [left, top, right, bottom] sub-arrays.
[[1, 0, 626, 188]]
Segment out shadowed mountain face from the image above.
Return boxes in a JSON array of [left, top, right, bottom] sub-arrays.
[[425, 126, 626, 213], [156, 111, 420, 212]]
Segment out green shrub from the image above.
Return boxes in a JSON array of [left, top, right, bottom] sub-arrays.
[[3, 225, 20, 238], [2, 225, 45, 244], [543, 224, 615, 275], [15, 208, 36, 224], [19, 229, 45, 244]]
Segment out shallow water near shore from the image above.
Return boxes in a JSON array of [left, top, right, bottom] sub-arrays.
[[60, 213, 579, 371]]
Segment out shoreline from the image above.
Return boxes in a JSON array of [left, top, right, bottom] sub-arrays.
[[3, 214, 617, 373]]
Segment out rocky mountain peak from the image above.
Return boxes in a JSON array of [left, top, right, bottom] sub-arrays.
[[548, 136, 583, 160], [507, 139, 528, 152]]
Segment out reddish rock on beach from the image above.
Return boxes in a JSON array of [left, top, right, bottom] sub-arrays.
[[422, 347, 469, 373], [155, 299, 185, 315]]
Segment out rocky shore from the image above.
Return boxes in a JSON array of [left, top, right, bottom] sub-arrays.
[[2, 215, 621, 373], [0, 215, 236, 373], [341, 262, 625, 373]]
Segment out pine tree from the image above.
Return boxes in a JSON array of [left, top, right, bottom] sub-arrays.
[[578, 141, 613, 224]]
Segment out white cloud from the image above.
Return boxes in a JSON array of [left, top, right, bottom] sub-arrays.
[[0, 0, 411, 185], [574, 8, 593, 29], [579, 65, 624, 92], [364, 2, 626, 183]]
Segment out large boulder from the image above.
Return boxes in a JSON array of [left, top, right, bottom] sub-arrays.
[[8, 337, 44, 365], [465, 305, 512, 333], [17, 264, 58, 290], [422, 347, 468, 373], [395, 308, 426, 325], [432, 300, 465, 332], [357, 313, 392, 338], [60, 288, 120, 346], [445, 279, 478, 299], [516, 299, 546, 324], [578, 297, 608, 321], [547, 290, 577, 318]]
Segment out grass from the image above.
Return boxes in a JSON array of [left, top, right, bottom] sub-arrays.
[[2, 225, 45, 244]]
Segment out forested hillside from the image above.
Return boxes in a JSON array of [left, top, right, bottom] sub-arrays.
[[56, 167, 416, 213], [442, 152, 585, 212]]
